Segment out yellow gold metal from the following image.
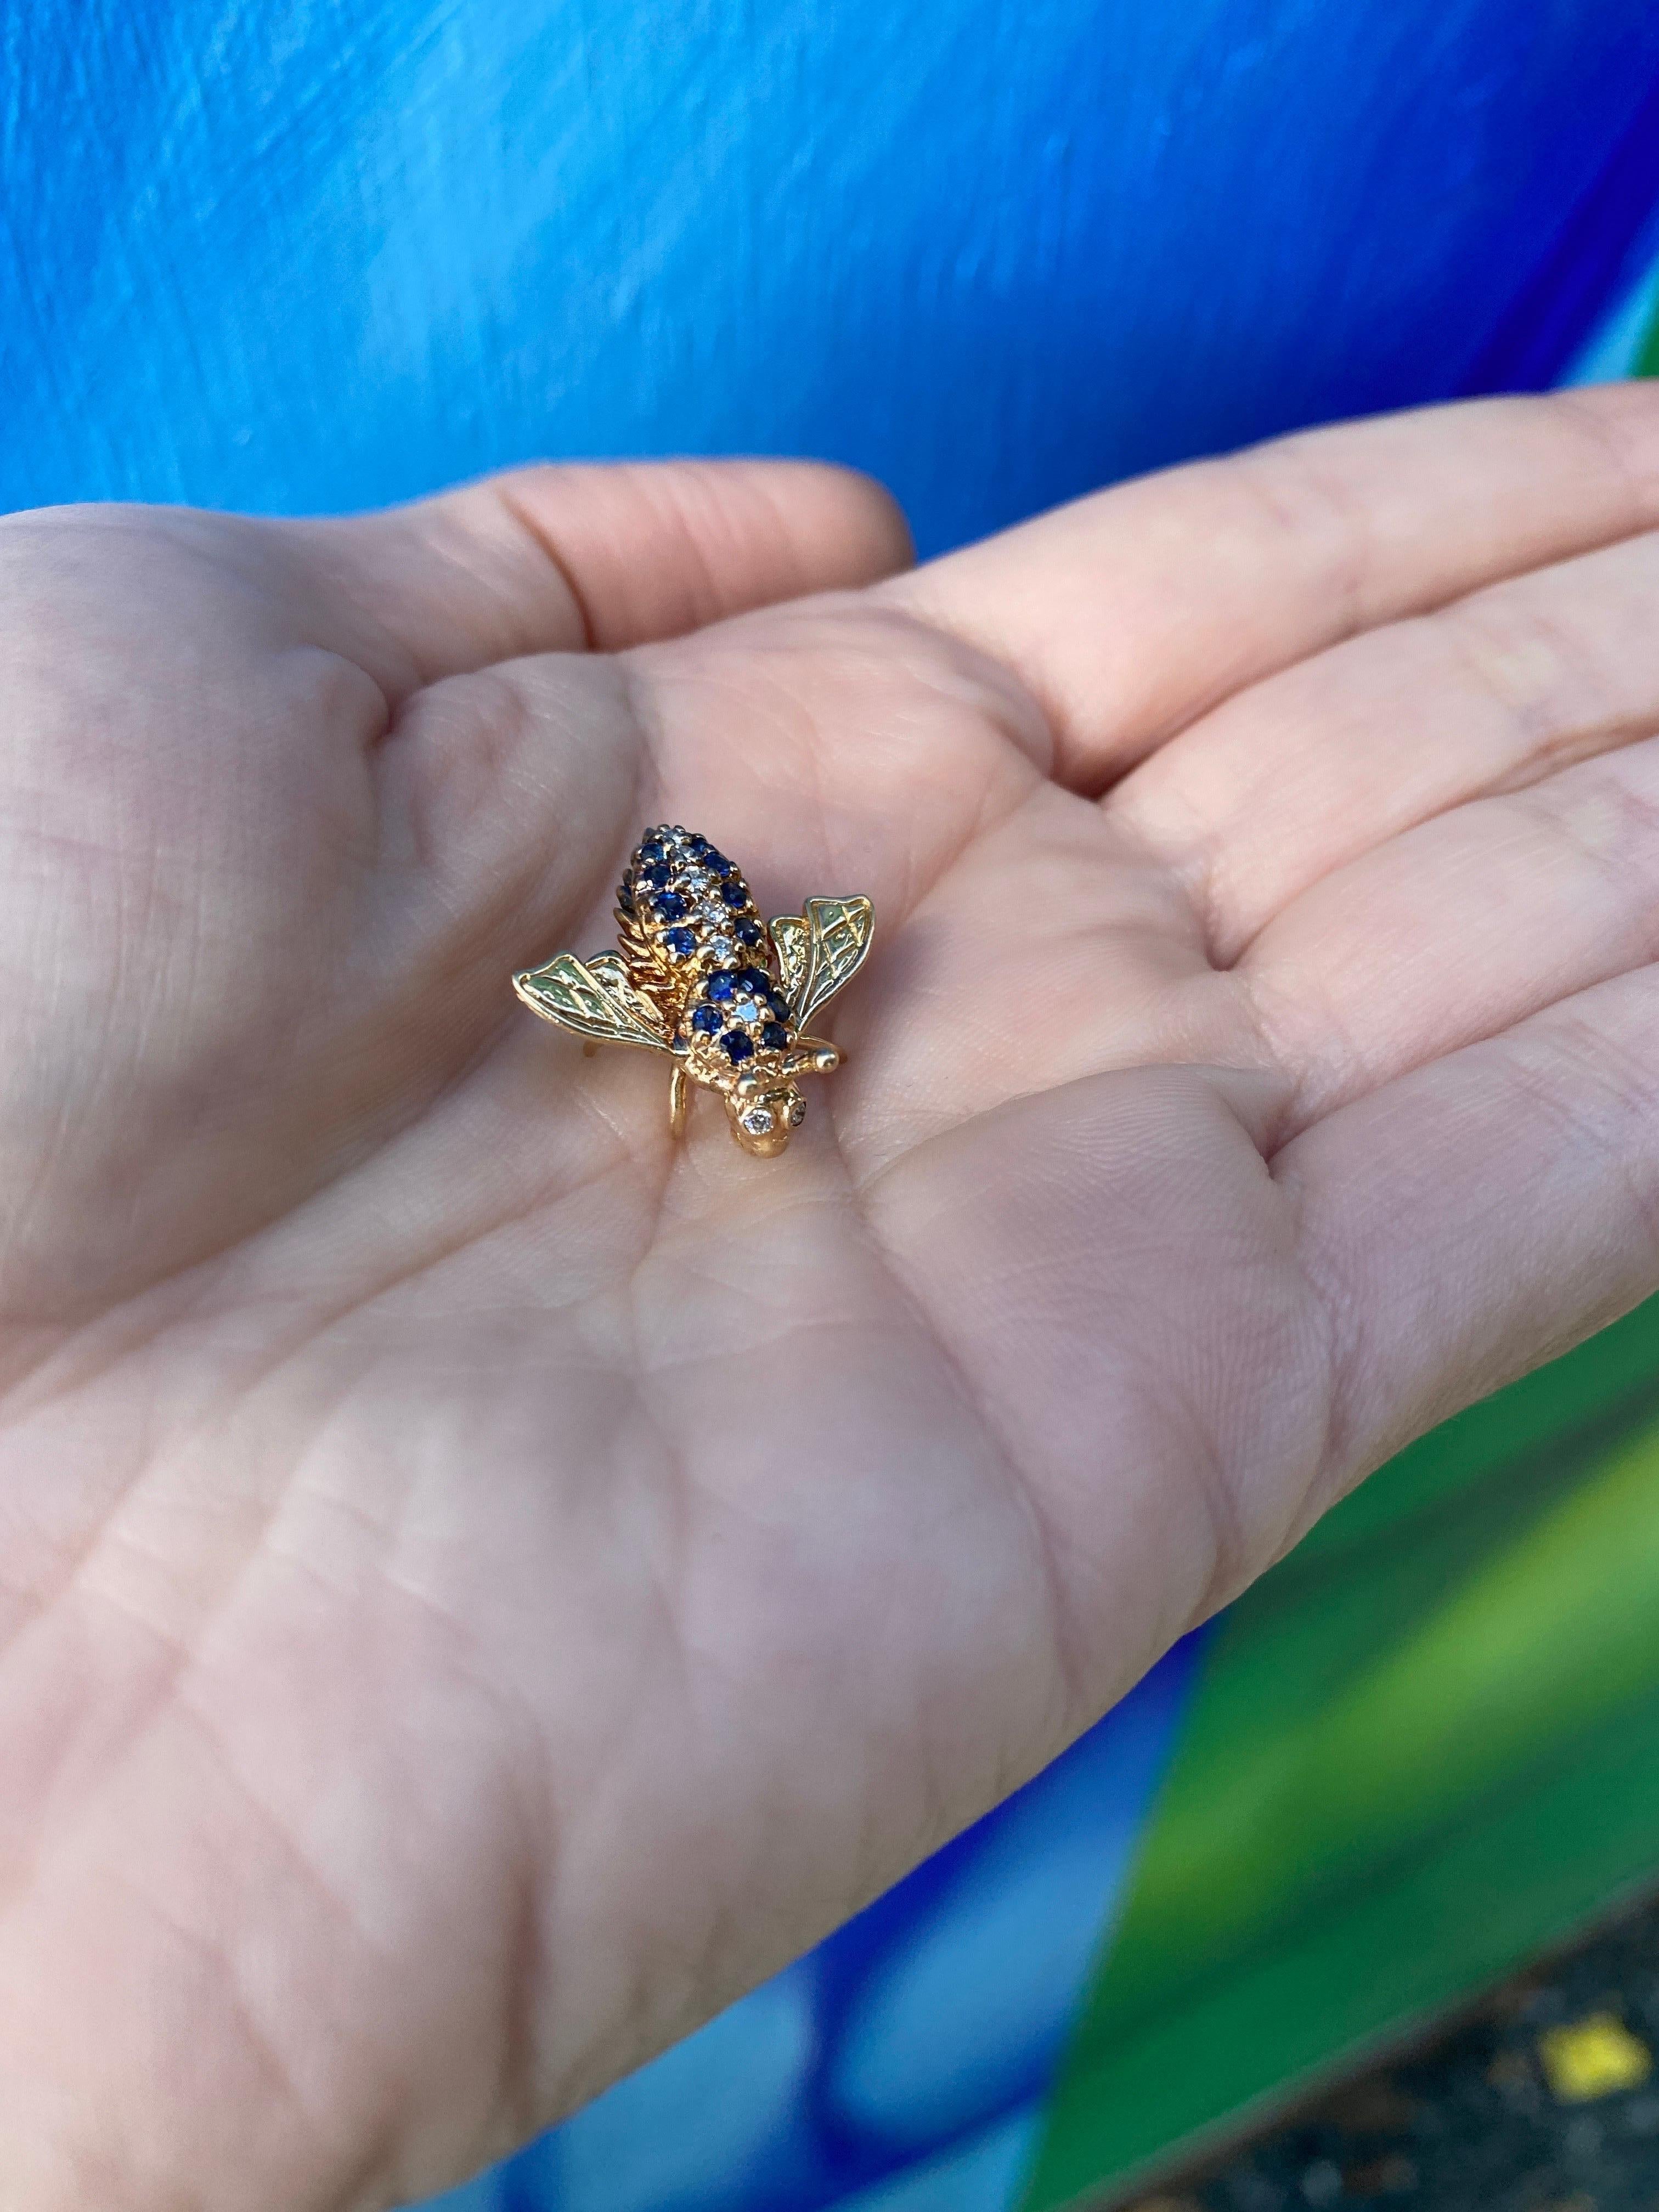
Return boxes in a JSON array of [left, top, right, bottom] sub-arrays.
[[513, 826, 874, 1157]]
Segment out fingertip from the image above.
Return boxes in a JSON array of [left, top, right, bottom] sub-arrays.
[[562, 456, 912, 629], [751, 460, 915, 588]]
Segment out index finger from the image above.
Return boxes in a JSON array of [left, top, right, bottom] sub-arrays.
[[281, 458, 914, 696], [882, 385, 1659, 793]]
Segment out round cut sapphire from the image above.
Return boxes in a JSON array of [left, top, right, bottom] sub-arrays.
[[721, 882, 747, 907], [737, 967, 770, 995], [690, 1005, 721, 1034], [760, 1021, 789, 1051], [706, 971, 736, 1002], [644, 862, 672, 890], [639, 840, 665, 863], [653, 893, 688, 922], [664, 927, 696, 958], [735, 919, 762, 946], [721, 1030, 754, 1064]]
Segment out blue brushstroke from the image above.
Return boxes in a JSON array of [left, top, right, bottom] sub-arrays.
[[4, 3, 1659, 553], [826, 2108, 1045, 2212], [1566, 244, 1659, 384], [1455, 69, 1659, 392], [510, 1962, 823, 2212]]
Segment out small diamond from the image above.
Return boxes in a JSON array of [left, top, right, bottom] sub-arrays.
[[740, 1107, 774, 1136], [708, 935, 738, 963], [721, 1030, 754, 1063]]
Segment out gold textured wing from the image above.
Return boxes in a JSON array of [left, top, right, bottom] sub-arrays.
[[770, 914, 810, 1011], [513, 952, 675, 1053], [770, 896, 874, 1028]]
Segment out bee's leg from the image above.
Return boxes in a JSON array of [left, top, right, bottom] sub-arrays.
[[669, 1064, 690, 1138]]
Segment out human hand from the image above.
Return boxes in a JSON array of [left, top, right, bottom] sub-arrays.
[[3, 390, 1658, 2207]]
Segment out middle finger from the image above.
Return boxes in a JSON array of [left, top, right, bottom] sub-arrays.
[[1109, 526, 1659, 964]]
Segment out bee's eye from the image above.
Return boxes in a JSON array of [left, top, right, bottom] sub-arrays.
[[787, 1097, 806, 1127]]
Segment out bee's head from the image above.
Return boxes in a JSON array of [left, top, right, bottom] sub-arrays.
[[726, 1076, 808, 1156]]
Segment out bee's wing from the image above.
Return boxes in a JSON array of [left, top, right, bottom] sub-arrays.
[[770, 913, 810, 1012], [771, 896, 874, 1028], [588, 950, 648, 1001], [514, 952, 674, 1054]]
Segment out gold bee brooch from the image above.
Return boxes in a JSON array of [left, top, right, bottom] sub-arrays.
[[513, 826, 874, 1157]]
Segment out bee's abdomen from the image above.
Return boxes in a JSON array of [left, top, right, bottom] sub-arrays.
[[617, 826, 794, 1065]]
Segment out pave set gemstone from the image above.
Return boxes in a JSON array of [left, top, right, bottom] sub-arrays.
[[618, 826, 796, 1072], [701, 964, 793, 1064]]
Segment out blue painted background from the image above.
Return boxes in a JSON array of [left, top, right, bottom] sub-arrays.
[[11, 3, 1659, 2208], [7, 1, 1659, 552]]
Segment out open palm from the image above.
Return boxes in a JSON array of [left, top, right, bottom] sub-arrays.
[[5, 388, 1659, 2209]]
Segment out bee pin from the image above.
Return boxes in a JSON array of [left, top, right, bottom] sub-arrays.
[[513, 826, 874, 1156]]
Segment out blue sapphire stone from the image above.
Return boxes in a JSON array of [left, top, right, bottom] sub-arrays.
[[690, 1005, 721, 1034], [706, 971, 736, 1002], [721, 1030, 754, 1064], [644, 862, 672, 890], [639, 840, 665, 862], [737, 966, 770, 995], [760, 1020, 789, 1051], [664, 926, 696, 958], [721, 882, 747, 907], [735, 919, 762, 946], [653, 893, 688, 922]]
